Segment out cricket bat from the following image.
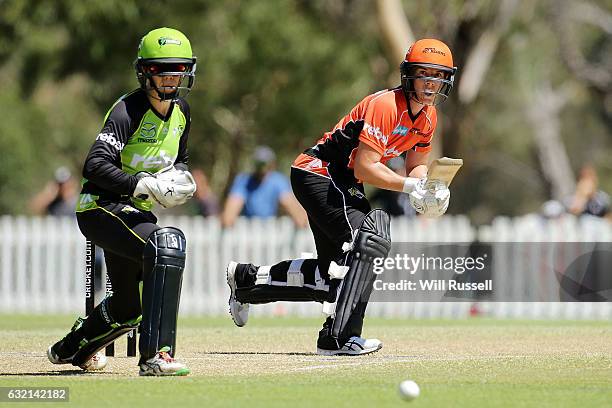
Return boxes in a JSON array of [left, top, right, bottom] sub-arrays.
[[427, 157, 463, 186]]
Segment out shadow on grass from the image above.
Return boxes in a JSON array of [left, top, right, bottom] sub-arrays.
[[0, 370, 90, 376], [201, 351, 316, 356]]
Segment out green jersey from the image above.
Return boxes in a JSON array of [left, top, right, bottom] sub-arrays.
[[77, 89, 191, 212]]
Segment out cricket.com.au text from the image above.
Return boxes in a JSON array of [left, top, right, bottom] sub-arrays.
[[372, 253, 492, 292]]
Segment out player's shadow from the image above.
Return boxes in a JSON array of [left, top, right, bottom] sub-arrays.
[[0, 370, 95, 376], [203, 351, 316, 356]]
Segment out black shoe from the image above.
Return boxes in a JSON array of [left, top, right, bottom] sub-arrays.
[[47, 318, 85, 364], [47, 339, 77, 364]]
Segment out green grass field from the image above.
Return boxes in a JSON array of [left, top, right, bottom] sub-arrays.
[[1, 314, 610, 407]]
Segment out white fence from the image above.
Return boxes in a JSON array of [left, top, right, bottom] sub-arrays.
[[0, 214, 610, 319]]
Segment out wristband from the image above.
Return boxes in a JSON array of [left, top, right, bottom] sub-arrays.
[[402, 177, 420, 193]]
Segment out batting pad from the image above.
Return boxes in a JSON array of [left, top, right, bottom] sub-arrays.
[[330, 209, 391, 340]]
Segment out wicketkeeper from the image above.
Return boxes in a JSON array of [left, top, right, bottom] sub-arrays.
[[47, 27, 197, 376], [227, 39, 458, 355]]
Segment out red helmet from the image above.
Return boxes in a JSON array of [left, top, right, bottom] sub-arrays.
[[400, 39, 457, 106]]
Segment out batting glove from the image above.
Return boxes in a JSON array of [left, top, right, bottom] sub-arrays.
[[408, 178, 450, 218]]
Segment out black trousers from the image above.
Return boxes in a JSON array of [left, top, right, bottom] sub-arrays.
[[291, 167, 371, 273], [236, 166, 372, 339], [77, 201, 160, 323]]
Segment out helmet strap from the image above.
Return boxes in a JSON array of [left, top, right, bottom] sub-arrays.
[[145, 77, 178, 102], [401, 77, 424, 108]]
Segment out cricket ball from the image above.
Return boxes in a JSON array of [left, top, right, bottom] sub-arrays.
[[398, 380, 420, 401]]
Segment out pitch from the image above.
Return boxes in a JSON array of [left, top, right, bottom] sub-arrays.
[[1, 315, 610, 407]]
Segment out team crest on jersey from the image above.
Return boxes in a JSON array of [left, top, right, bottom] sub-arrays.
[[347, 187, 365, 199], [138, 122, 158, 143], [140, 122, 157, 138]]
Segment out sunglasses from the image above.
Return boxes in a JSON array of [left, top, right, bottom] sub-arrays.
[[145, 63, 190, 75]]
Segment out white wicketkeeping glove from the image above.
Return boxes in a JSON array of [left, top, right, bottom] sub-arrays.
[[155, 167, 196, 197], [133, 167, 197, 208], [408, 178, 450, 218]]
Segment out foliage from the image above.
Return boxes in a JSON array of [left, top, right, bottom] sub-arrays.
[[0, 0, 609, 220]]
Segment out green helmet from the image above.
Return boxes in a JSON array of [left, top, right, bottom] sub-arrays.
[[135, 27, 197, 100]]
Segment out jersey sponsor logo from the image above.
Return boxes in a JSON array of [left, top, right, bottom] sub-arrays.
[[384, 147, 402, 157], [410, 128, 429, 137], [364, 122, 388, 144], [158, 37, 182, 46], [129, 150, 174, 169], [137, 137, 158, 143], [392, 125, 409, 136], [96, 132, 125, 151]]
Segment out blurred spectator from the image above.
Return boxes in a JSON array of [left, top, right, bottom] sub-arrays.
[[369, 157, 416, 217], [29, 167, 78, 216], [191, 168, 220, 216], [566, 164, 610, 219], [221, 146, 307, 227]]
